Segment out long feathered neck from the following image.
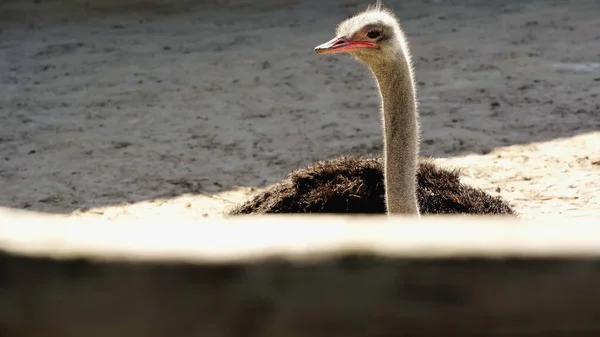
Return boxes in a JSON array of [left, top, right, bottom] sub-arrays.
[[368, 35, 421, 217]]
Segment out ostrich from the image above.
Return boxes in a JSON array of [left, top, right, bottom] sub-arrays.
[[228, 3, 516, 217]]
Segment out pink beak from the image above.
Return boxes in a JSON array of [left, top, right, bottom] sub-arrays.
[[314, 36, 377, 54]]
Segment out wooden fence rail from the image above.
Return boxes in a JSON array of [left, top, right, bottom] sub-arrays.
[[1, 208, 599, 337]]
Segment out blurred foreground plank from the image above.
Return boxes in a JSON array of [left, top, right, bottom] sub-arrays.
[[1, 208, 600, 337]]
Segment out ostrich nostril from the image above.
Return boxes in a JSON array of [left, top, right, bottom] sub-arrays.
[[334, 39, 345, 45]]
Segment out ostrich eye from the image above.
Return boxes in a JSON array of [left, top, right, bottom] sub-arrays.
[[366, 29, 382, 39]]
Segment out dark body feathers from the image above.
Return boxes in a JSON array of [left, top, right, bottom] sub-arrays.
[[228, 157, 516, 216]]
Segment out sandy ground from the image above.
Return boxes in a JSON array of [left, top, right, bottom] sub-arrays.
[[0, 0, 599, 221]]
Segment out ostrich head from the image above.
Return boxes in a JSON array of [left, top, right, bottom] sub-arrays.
[[314, 2, 409, 68]]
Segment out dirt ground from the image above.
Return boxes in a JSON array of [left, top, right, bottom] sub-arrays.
[[0, 0, 599, 221]]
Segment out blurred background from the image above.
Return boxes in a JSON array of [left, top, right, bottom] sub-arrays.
[[0, 0, 599, 220]]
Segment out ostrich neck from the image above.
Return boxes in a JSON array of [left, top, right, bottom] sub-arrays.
[[370, 55, 421, 216]]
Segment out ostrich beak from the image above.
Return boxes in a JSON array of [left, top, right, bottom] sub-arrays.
[[314, 36, 377, 54]]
